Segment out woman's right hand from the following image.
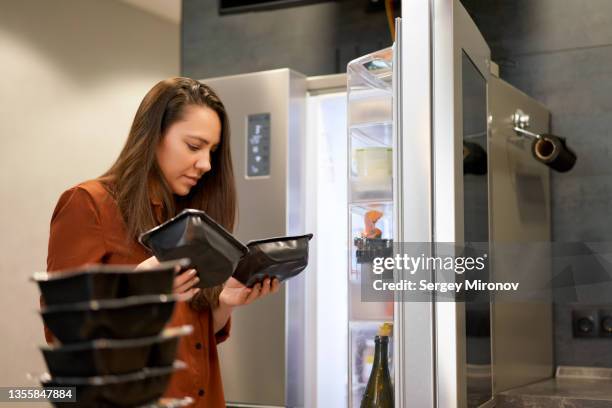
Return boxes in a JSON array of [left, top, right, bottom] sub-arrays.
[[173, 268, 201, 299], [136, 255, 201, 300]]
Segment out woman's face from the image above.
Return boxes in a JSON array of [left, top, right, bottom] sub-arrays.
[[156, 104, 221, 196]]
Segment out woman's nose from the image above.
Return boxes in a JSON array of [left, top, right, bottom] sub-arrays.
[[195, 153, 211, 174]]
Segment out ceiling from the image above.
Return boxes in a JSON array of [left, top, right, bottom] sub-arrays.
[[119, 0, 181, 24]]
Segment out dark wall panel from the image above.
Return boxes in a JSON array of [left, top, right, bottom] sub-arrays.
[[182, 0, 392, 78]]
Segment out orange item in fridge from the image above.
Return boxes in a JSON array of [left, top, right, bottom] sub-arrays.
[[363, 210, 383, 239]]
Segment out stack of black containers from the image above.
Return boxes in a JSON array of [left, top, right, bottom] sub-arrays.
[[33, 261, 193, 408]]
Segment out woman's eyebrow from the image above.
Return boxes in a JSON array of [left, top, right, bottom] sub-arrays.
[[187, 135, 219, 150], [186, 135, 208, 144]]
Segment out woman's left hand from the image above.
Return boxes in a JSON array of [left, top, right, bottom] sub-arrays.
[[219, 277, 281, 308]]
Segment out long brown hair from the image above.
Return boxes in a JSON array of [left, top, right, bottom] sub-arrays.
[[102, 77, 236, 310]]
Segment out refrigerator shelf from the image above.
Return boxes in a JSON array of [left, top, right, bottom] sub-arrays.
[[349, 319, 393, 327], [347, 47, 393, 93], [350, 122, 392, 147], [348, 298, 394, 322], [349, 188, 393, 204], [347, 92, 392, 127], [348, 197, 393, 205]]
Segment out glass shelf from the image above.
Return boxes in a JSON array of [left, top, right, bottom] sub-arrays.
[[349, 277, 394, 321], [350, 121, 392, 147], [347, 89, 392, 127], [349, 171, 392, 203]]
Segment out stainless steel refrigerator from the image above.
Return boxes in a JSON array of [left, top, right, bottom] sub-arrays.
[[202, 69, 309, 408]]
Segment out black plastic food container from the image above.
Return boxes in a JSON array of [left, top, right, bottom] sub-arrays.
[[41, 294, 180, 344], [40, 361, 185, 408], [353, 237, 393, 264], [33, 260, 187, 307], [232, 234, 313, 287], [41, 325, 192, 377], [139, 209, 248, 288]]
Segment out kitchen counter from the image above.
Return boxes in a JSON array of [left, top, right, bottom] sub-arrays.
[[497, 377, 612, 407]]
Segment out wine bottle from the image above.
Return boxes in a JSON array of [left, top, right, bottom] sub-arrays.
[[360, 335, 394, 407]]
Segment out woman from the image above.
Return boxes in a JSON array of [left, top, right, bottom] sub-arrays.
[[45, 77, 280, 407]]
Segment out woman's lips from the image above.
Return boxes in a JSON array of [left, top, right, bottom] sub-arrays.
[[183, 176, 198, 186]]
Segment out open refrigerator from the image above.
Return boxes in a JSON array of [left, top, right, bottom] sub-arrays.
[[203, 3, 553, 405], [344, 2, 554, 407]]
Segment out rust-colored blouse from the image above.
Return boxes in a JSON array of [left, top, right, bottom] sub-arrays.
[[44, 179, 230, 407]]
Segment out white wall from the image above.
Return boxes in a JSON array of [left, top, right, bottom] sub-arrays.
[[0, 0, 179, 392]]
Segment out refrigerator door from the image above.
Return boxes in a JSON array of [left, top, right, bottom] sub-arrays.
[[345, 5, 437, 407], [394, 0, 494, 407], [201, 69, 307, 408], [488, 77, 553, 395], [394, 3, 436, 408], [431, 0, 493, 407]]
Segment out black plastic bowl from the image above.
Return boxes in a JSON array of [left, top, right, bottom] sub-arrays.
[[232, 234, 313, 287], [139, 209, 249, 288], [40, 361, 185, 408], [41, 294, 181, 344], [33, 260, 188, 307], [41, 325, 192, 377]]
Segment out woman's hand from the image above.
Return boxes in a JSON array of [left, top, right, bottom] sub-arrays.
[[173, 268, 201, 299], [135, 256, 200, 300], [219, 277, 281, 308], [212, 277, 281, 334]]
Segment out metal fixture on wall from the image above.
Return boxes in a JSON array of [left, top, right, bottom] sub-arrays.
[[512, 109, 577, 172]]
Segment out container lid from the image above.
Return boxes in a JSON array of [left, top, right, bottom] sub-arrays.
[[39, 325, 193, 352], [40, 293, 187, 314], [31, 259, 189, 282], [40, 361, 186, 385], [139, 209, 247, 255], [245, 233, 313, 247]]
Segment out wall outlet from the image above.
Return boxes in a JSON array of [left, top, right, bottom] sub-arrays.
[[599, 309, 612, 338], [572, 309, 599, 338]]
